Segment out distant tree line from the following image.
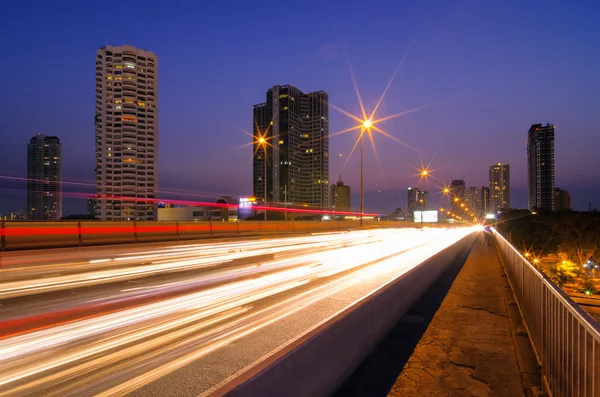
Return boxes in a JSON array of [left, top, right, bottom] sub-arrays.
[[497, 210, 600, 292]]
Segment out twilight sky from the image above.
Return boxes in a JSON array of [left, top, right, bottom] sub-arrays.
[[0, 0, 599, 214]]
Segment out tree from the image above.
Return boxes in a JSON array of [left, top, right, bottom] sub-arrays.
[[555, 212, 600, 266]]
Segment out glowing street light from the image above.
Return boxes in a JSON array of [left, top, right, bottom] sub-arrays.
[[255, 133, 269, 220]]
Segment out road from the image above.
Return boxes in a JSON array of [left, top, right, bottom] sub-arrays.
[[0, 227, 474, 397]]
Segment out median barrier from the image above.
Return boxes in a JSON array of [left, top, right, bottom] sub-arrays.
[[135, 222, 179, 243], [177, 221, 212, 240], [3, 222, 80, 250], [0, 220, 447, 251], [209, 232, 476, 397], [80, 221, 136, 245]]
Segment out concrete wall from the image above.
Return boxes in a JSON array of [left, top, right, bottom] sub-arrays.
[[209, 233, 476, 397], [0, 220, 438, 251]]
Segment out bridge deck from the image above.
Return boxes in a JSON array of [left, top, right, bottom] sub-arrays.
[[387, 235, 526, 396]]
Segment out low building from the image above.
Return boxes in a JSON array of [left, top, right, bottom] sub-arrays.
[[158, 206, 238, 221], [554, 188, 571, 211]]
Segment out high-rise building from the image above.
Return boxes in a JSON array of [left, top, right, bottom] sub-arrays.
[[330, 175, 351, 212], [95, 45, 158, 221], [489, 163, 510, 212], [481, 186, 490, 215], [27, 134, 62, 220], [253, 85, 329, 208], [527, 123, 555, 211], [554, 188, 571, 211], [450, 179, 466, 199], [408, 187, 418, 215], [418, 190, 429, 211], [465, 186, 482, 214], [86, 197, 99, 218]]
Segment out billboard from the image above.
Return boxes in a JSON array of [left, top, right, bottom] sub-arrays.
[[414, 210, 438, 223]]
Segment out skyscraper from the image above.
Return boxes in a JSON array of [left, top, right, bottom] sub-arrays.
[[95, 45, 158, 221], [253, 85, 329, 208], [465, 186, 482, 214], [481, 186, 490, 215], [418, 190, 429, 210], [330, 175, 351, 212], [527, 123, 555, 211], [450, 180, 466, 199], [27, 134, 62, 220], [407, 187, 418, 215], [489, 163, 510, 212], [554, 188, 571, 211]]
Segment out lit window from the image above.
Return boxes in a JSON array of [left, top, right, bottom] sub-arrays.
[[279, 140, 284, 144]]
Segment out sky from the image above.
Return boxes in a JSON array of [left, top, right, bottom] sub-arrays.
[[0, 0, 599, 214]]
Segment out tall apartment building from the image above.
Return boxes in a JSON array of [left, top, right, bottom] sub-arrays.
[[253, 85, 329, 208], [450, 179, 466, 199], [95, 45, 158, 221], [489, 163, 510, 212], [407, 187, 418, 215], [27, 134, 62, 220], [481, 186, 490, 215], [527, 123, 555, 211], [330, 175, 351, 212], [554, 188, 571, 211], [465, 186, 482, 214]]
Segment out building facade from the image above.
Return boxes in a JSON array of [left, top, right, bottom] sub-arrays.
[[330, 176, 351, 212], [465, 186, 482, 215], [481, 186, 490, 215], [527, 123, 555, 211], [489, 163, 510, 212], [407, 187, 418, 215], [27, 134, 62, 220], [554, 188, 571, 211], [450, 180, 466, 199], [253, 85, 329, 208], [95, 45, 158, 221]]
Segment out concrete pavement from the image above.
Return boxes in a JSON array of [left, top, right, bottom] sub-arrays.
[[387, 234, 527, 397]]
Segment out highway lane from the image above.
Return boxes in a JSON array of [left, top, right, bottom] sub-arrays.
[[0, 227, 474, 397]]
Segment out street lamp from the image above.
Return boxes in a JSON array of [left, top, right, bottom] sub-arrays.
[[360, 119, 371, 226], [258, 136, 267, 220]]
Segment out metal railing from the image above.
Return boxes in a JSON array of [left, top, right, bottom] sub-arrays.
[[492, 228, 600, 397]]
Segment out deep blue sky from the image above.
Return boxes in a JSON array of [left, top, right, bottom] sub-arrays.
[[1, 0, 599, 214]]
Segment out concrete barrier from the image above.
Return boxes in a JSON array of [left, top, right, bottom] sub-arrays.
[[208, 232, 476, 397], [0, 220, 448, 251], [3, 222, 79, 250]]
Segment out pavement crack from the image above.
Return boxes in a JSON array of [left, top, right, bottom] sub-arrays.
[[457, 305, 507, 318], [469, 373, 492, 389], [449, 360, 476, 370]]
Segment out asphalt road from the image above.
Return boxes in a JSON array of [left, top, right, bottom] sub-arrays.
[[0, 227, 473, 397]]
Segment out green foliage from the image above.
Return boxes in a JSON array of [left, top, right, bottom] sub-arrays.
[[500, 210, 600, 291]]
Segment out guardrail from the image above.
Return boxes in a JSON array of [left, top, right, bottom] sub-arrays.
[[0, 220, 421, 251], [492, 228, 600, 397]]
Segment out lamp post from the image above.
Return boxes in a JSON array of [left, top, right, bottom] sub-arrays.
[[360, 120, 371, 227], [258, 137, 267, 220], [417, 169, 428, 227]]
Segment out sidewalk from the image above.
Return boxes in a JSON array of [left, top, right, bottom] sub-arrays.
[[388, 235, 526, 397]]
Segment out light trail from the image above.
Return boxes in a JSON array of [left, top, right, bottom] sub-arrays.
[[0, 227, 475, 396]]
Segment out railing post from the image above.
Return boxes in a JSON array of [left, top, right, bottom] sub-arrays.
[[209, 220, 213, 238], [77, 221, 83, 246], [0, 219, 6, 252], [237, 220, 240, 237], [133, 220, 138, 243], [175, 221, 180, 241]]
